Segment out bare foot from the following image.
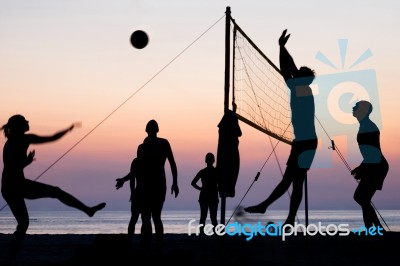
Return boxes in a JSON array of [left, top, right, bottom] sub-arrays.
[[244, 204, 267, 214], [87, 202, 106, 217]]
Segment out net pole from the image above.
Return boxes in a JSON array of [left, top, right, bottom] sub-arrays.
[[224, 6, 231, 113], [305, 176, 309, 227], [220, 6, 231, 225]]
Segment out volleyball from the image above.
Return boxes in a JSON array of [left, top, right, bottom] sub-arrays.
[[130, 30, 149, 49]]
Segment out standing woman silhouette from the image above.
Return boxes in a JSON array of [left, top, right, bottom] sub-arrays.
[[191, 152, 219, 234], [1, 114, 106, 259]]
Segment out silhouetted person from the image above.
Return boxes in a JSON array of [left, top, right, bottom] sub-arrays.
[[191, 152, 219, 234], [1, 114, 106, 260], [115, 157, 142, 237], [351, 101, 389, 229], [245, 29, 318, 226], [136, 119, 179, 248]]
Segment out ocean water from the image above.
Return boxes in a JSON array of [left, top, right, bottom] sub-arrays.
[[0, 209, 399, 234]]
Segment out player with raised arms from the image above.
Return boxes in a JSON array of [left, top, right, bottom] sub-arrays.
[[244, 29, 318, 226]]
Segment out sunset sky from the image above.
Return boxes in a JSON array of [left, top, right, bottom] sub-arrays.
[[1, 0, 399, 216]]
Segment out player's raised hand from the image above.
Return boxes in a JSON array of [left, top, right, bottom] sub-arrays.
[[279, 29, 290, 46]]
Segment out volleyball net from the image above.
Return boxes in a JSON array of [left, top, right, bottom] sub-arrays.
[[231, 20, 293, 145]]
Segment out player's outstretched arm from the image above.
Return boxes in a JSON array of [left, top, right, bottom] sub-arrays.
[[279, 29, 298, 81]]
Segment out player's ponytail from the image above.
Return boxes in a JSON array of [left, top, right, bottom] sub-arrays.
[[1, 123, 10, 138]]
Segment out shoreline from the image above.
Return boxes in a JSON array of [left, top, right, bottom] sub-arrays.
[[1, 232, 400, 265]]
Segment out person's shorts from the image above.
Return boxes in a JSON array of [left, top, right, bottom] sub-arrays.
[[287, 139, 318, 170], [356, 159, 389, 190]]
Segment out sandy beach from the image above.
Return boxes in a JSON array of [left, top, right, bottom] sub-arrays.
[[0, 232, 399, 266]]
